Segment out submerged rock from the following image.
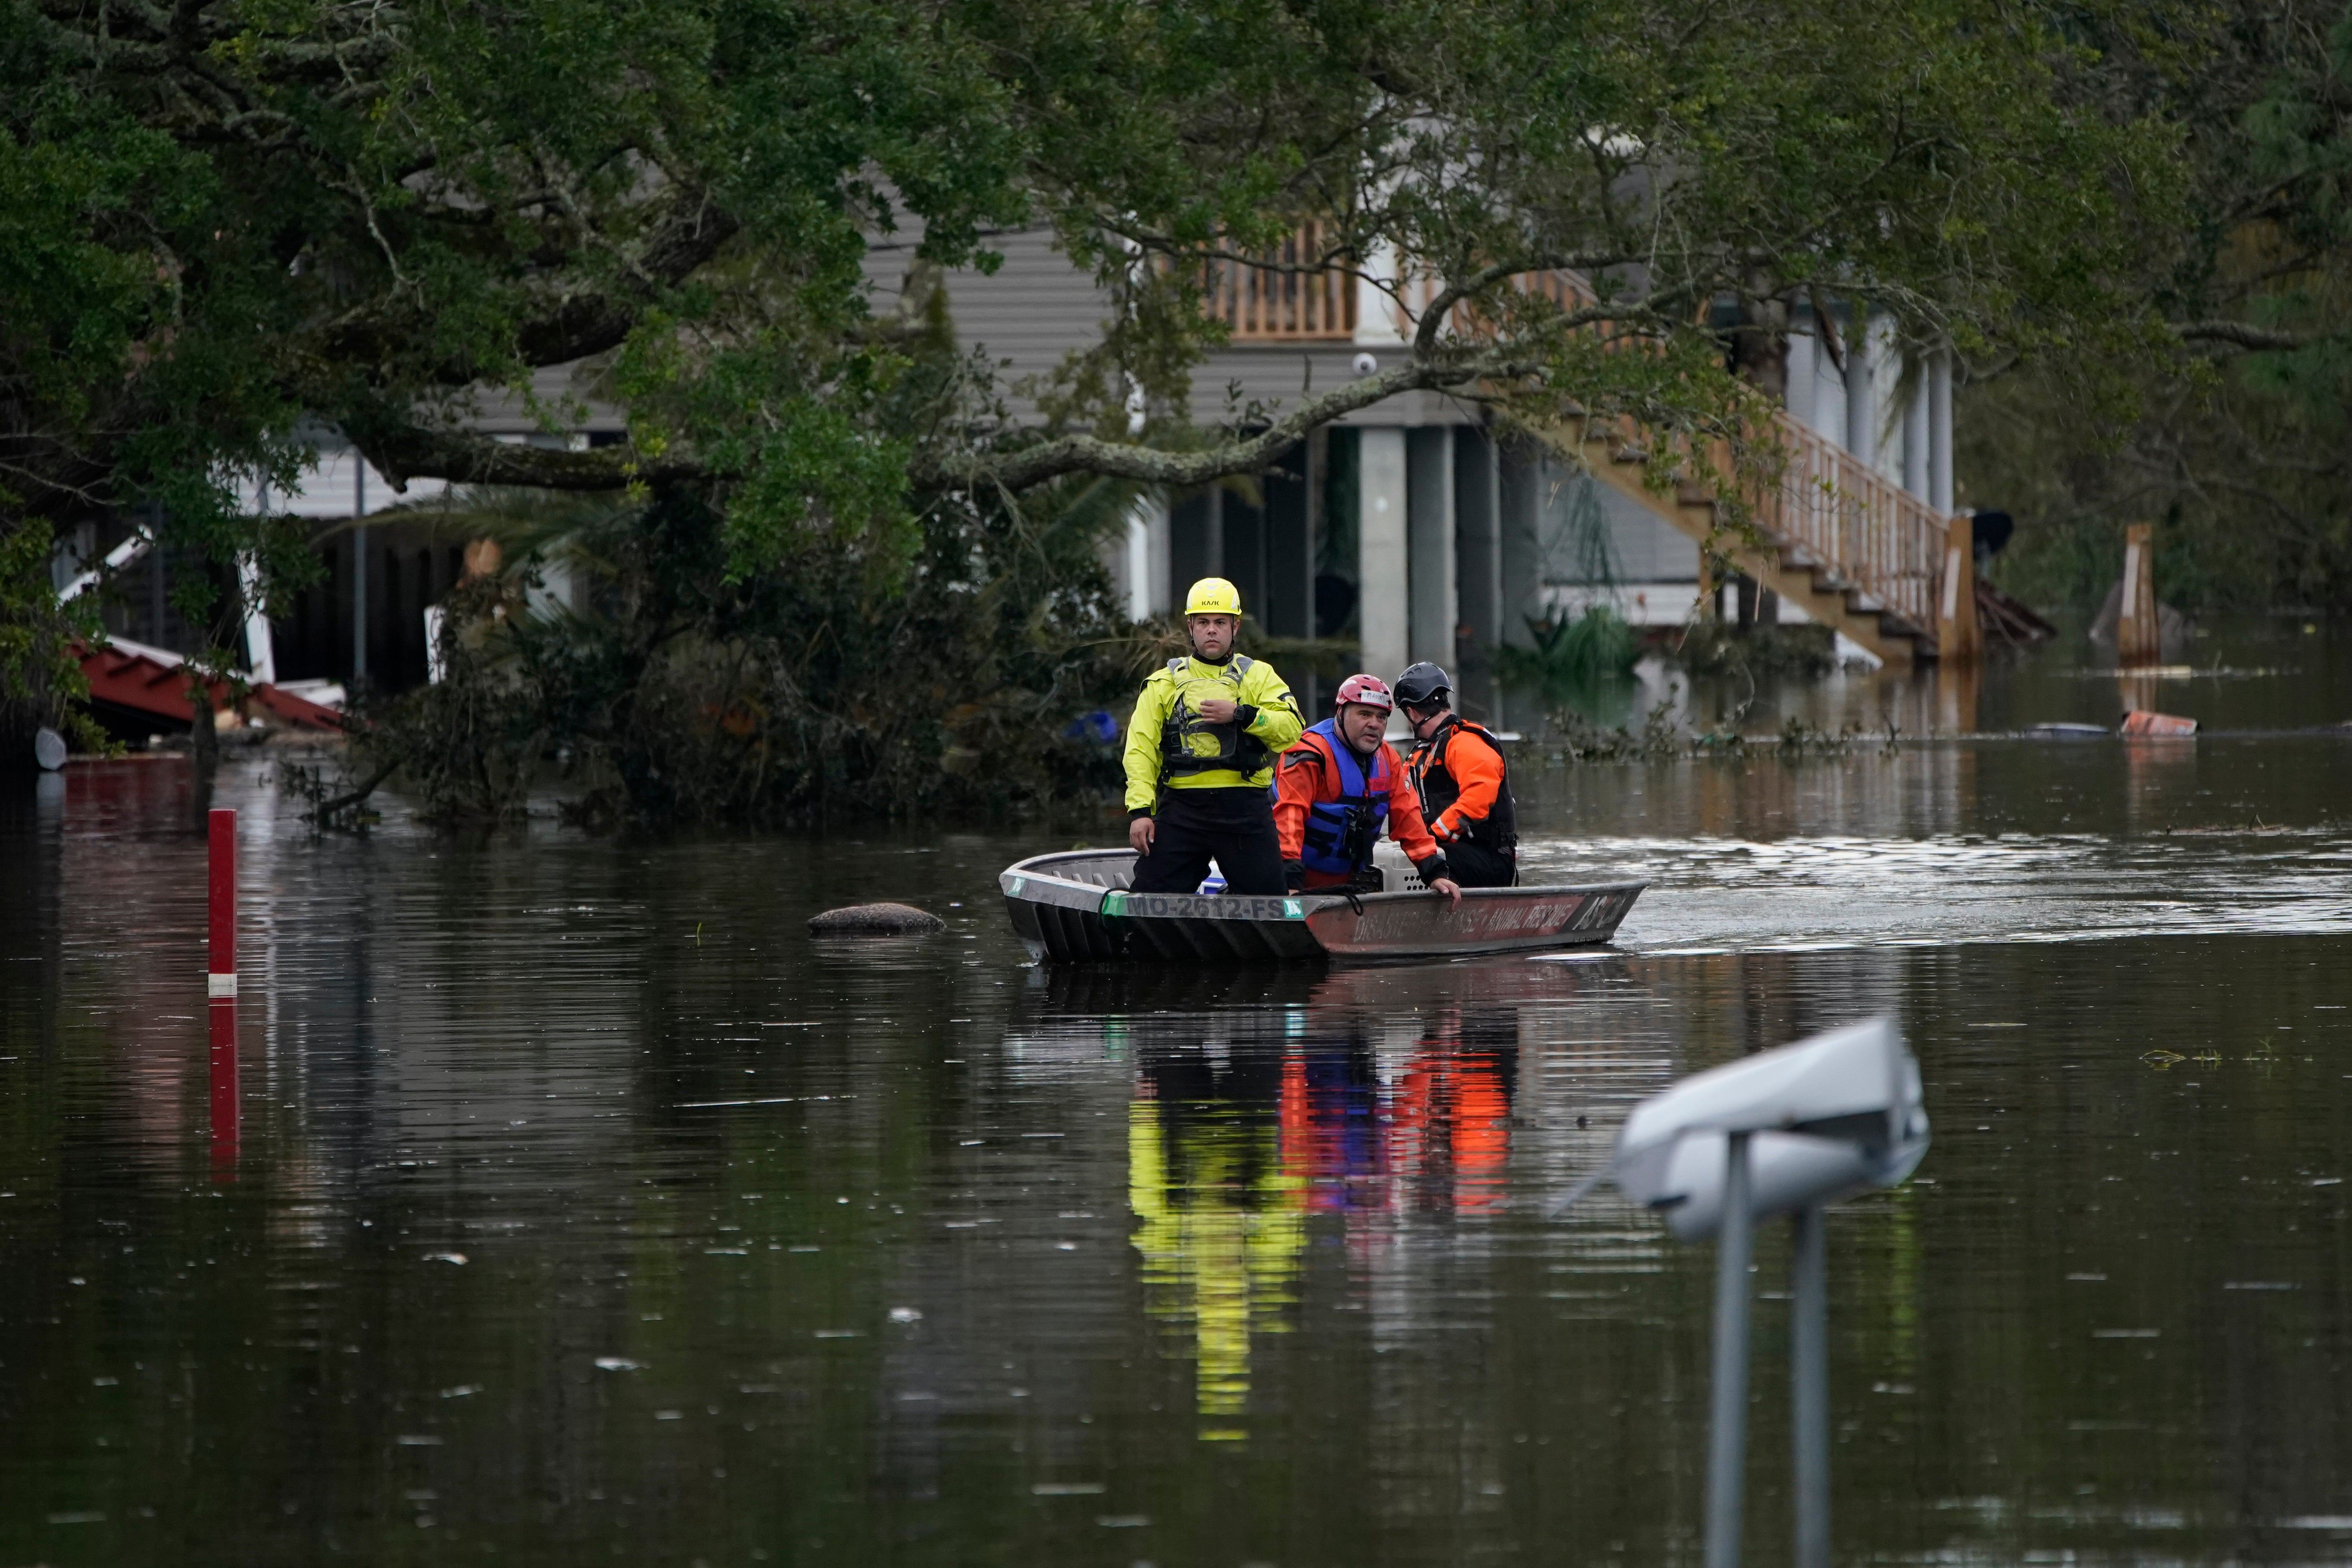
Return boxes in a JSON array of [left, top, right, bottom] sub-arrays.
[[808, 902, 947, 936]]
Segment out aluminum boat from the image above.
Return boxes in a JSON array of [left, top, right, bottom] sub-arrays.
[[999, 846, 1643, 964]]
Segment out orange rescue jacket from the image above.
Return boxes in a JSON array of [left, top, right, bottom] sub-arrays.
[[1274, 728, 1443, 887]]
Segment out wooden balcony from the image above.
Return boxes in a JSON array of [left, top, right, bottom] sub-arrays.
[[1201, 229, 1602, 345], [1202, 223, 1357, 342]]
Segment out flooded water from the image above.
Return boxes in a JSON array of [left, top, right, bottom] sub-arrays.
[[4, 622, 2350, 1567]]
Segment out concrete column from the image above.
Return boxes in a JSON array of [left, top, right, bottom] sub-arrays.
[[1842, 299, 1875, 464], [1453, 429, 1501, 648], [1406, 427, 1456, 671], [1122, 503, 1152, 620], [1300, 430, 1326, 636], [239, 554, 275, 686], [1928, 348, 1954, 514], [1145, 496, 1172, 615], [1355, 242, 1407, 347], [352, 455, 368, 687], [1786, 321, 1817, 427], [1453, 428, 1502, 718], [1357, 427, 1410, 683], [1205, 483, 1225, 581], [1812, 340, 1847, 445], [1902, 359, 1930, 500], [1497, 441, 1544, 650]]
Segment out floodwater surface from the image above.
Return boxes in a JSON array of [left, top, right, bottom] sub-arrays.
[[3, 626, 2350, 1567]]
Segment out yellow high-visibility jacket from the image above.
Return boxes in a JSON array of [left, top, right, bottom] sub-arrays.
[[1122, 653, 1304, 812]]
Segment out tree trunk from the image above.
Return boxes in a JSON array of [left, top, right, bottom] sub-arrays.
[[1728, 289, 1791, 406]]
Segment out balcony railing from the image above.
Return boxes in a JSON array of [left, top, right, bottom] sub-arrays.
[[1202, 222, 1357, 342]]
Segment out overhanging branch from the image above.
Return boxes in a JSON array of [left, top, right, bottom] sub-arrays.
[[911, 356, 1505, 493], [2179, 320, 2318, 352], [354, 422, 701, 493]]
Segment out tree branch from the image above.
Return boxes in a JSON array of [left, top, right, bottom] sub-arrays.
[[910, 356, 1508, 493], [2178, 319, 2318, 352], [352, 423, 700, 493], [314, 199, 741, 377]]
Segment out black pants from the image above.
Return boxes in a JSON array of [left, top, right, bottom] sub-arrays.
[[1445, 837, 1518, 889], [1131, 787, 1286, 896]]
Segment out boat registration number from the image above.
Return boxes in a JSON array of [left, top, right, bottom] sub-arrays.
[[1101, 892, 1303, 921]]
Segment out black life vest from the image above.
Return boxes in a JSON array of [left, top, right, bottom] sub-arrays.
[[1292, 719, 1390, 876], [1157, 655, 1270, 780], [1410, 715, 1518, 854]]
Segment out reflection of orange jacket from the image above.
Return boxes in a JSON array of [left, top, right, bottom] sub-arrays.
[[1273, 729, 1442, 887], [1411, 720, 1508, 841]]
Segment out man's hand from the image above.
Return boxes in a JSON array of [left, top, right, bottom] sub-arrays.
[[1429, 876, 1463, 908], [1193, 696, 1237, 724], [1129, 816, 1156, 855]]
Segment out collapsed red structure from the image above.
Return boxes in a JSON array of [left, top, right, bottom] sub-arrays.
[[73, 638, 344, 732]]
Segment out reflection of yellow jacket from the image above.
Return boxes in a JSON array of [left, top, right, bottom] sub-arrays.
[[1122, 654, 1303, 812]]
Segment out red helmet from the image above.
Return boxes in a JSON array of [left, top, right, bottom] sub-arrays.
[[1334, 673, 1395, 712]]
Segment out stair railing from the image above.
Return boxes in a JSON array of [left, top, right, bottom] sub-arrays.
[[1197, 234, 1954, 633]]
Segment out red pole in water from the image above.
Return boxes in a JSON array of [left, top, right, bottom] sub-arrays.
[[207, 808, 236, 997], [208, 996, 239, 1177], [205, 807, 238, 1175]]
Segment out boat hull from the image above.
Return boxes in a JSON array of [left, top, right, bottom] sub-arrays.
[[999, 849, 1642, 965]]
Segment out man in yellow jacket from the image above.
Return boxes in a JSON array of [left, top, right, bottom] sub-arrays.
[[1123, 577, 1304, 896]]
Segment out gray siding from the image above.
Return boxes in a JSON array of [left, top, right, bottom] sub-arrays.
[[924, 226, 1478, 429], [1533, 463, 1699, 585], [926, 226, 1116, 411]]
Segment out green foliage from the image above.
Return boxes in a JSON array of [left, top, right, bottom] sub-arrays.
[[1958, 0, 2352, 615], [0, 520, 107, 760], [1494, 608, 1644, 724], [1670, 621, 1839, 679], [354, 479, 1148, 825], [1552, 700, 1684, 762], [1, 0, 2205, 795]]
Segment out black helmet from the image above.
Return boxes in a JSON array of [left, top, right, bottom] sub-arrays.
[[1394, 662, 1452, 707]]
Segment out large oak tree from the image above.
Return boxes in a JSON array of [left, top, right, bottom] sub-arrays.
[[4, 0, 2178, 786]]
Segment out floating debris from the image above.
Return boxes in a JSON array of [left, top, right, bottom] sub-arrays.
[[594, 1357, 644, 1371], [807, 903, 946, 936], [2121, 710, 2198, 736]]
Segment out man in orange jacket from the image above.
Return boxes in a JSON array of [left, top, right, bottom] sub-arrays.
[[1394, 661, 1518, 887], [1274, 674, 1462, 902]]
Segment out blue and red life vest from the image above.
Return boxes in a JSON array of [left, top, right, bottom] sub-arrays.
[[1297, 718, 1390, 876]]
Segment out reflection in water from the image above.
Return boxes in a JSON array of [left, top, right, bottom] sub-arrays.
[[1129, 1047, 1304, 1436], [206, 996, 238, 1179], [5, 624, 2352, 1568], [1125, 985, 1534, 1431], [1386, 1011, 1517, 1216]]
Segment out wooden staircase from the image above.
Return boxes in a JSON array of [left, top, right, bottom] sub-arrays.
[[1550, 409, 1949, 667]]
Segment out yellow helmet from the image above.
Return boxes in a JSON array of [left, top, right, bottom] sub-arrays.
[[1184, 577, 1243, 617]]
